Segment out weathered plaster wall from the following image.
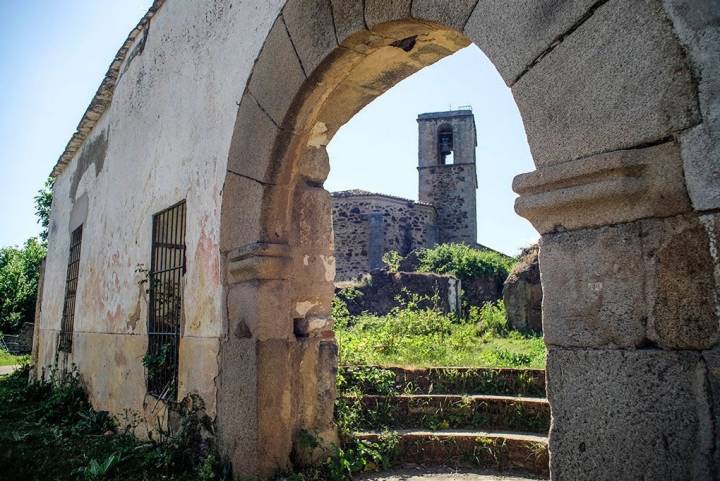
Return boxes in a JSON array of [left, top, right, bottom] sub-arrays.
[[331, 192, 437, 281], [37, 0, 284, 423]]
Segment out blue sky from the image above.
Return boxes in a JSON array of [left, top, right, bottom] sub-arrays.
[[0, 2, 537, 256]]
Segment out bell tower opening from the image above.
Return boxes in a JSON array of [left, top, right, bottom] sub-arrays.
[[438, 125, 454, 164]]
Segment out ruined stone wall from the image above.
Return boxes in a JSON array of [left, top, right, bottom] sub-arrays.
[[36, 0, 284, 430], [331, 193, 437, 281], [339, 271, 461, 317]]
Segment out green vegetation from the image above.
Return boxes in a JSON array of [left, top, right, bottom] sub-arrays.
[[334, 292, 546, 369], [0, 176, 53, 334], [34, 176, 54, 243], [0, 366, 231, 481], [0, 364, 399, 481], [416, 243, 516, 283], [0, 348, 29, 367], [381, 250, 402, 273], [0, 238, 46, 333]]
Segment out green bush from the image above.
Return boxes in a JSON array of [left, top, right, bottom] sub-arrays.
[[381, 251, 402, 272], [416, 243, 515, 283], [470, 300, 509, 337], [0, 238, 46, 333]]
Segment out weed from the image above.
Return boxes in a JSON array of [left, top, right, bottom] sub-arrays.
[[335, 294, 545, 369]]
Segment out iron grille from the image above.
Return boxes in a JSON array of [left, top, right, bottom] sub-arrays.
[[146, 201, 186, 400], [59, 226, 83, 352]]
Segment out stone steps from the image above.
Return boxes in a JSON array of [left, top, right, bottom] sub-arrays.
[[340, 366, 549, 478], [343, 394, 550, 433], [355, 429, 549, 477], [339, 365, 546, 397]]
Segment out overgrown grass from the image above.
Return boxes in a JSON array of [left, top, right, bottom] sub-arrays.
[[0, 348, 29, 367], [334, 293, 546, 369], [0, 364, 398, 481], [0, 365, 230, 481]]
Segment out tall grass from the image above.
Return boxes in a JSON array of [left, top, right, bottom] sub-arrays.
[[334, 293, 545, 369]]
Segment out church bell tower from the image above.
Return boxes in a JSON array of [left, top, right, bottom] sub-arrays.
[[417, 108, 478, 244]]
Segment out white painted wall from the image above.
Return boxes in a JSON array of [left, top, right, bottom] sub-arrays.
[[37, 0, 284, 419]]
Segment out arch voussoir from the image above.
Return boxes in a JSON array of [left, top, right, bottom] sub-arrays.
[[411, 0, 479, 32], [511, 0, 700, 167], [282, 0, 338, 77], [247, 17, 307, 127], [364, 0, 412, 29]]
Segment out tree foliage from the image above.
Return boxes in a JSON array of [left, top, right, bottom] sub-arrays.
[[0, 238, 46, 333], [34, 177, 54, 243]]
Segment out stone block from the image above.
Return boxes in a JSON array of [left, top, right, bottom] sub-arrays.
[[219, 173, 264, 252], [411, 0, 478, 32], [227, 280, 293, 341], [365, 0, 411, 29], [292, 186, 333, 249], [291, 253, 335, 317], [540, 222, 647, 348], [298, 147, 330, 184], [702, 350, 720, 472], [513, 141, 691, 234], [680, 124, 720, 212], [663, 0, 720, 210], [226, 94, 280, 184], [642, 215, 719, 349], [256, 338, 295, 475], [282, 0, 338, 76], [464, 0, 597, 85], [329, 0, 366, 45], [701, 213, 720, 290], [541, 214, 720, 349], [547, 348, 713, 481], [512, 0, 700, 166], [177, 337, 219, 417], [248, 18, 306, 125], [216, 337, 257, 477]]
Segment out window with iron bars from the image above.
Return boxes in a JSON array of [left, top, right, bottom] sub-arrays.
[[59, 226, 83, 352], [145, 201, 186, 400]]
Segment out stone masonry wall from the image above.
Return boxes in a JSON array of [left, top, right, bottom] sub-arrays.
[[418, 164, 477, 244], [332, 192, 437, 281]]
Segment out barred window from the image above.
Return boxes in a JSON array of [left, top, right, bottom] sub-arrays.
[[59, 226, 83, 352], [146, 201, 186, 400]]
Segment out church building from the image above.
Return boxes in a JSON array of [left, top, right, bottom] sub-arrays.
[[332, 107, 480, 280]]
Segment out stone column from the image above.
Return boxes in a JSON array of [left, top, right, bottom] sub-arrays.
[[514, 141, 719, 480]]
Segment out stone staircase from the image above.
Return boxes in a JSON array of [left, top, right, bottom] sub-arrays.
[[339, 366, 549, 478]]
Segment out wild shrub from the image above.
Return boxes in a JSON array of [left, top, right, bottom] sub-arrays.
[[0, 365, 231, 481], [381, 251, 402, 272], [416, 243, 516, 283], [471, 300, 509, 337]]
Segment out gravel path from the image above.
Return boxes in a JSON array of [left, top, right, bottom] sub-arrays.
[[0, 365, 20, 376]]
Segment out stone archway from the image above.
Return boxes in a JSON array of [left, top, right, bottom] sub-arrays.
[[218, 1, 719, 479]]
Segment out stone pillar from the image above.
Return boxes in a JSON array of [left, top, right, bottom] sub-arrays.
[[514, 141, 719, 480]]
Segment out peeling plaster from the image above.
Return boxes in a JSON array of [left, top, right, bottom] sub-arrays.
[[320, 255, 336, 282], [307, 122, 329, 148], [295, 301, 319, 317]]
